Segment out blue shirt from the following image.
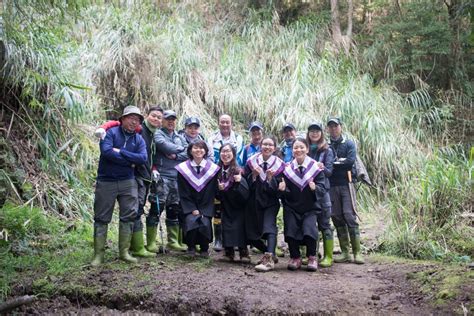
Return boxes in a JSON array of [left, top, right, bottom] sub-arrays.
[[97, 126, 147, 181], [242, 143, 261, 166]]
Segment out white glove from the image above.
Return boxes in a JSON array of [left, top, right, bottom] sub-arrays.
[[94, 127, 106, 140], [152, 170, 161, 182]]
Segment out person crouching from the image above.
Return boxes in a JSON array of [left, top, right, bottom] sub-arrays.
[[175, 140, 220, 257]]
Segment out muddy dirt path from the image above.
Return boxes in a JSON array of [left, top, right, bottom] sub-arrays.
[[16, 253, 437, 315]]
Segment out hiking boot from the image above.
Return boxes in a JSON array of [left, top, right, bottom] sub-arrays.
[[255, 252, 274, 272], [287, 257, 302, 271], [239, 247, 251, 263], [307, 256, 318, 272], [334, 226, 351, 263], [257, 254, 278, 264], [349, 227, 365, 264]]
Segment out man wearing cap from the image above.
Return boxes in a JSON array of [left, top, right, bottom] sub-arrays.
[[280, 123, 297, 163], [327, 117, 364, 264], [207, 114, 245, 251], [91, 105, 148, 266], [178, 117, 206, 145], [242, 121, 263, 166], [153, 110, 188, 252]]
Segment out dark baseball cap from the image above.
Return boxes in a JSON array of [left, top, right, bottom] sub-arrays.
[[163, 110, 177, 119], [282, 123, 296, 132], [327, 117, 341, 125], [308, 122, 323, 131], [185, 117, 201, 127], [248, 121, 263, 132]]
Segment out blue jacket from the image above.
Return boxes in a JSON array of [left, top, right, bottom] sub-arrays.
[[280, 139, 294, 163], [328, 136, 356, 187], [242, 143, 260, 166], [97, 126, 147, 181]]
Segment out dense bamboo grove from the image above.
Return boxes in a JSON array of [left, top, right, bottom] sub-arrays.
[[0, 0, 472, 265]]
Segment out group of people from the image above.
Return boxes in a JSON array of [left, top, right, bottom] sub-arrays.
[[91, 105, 364, 272]]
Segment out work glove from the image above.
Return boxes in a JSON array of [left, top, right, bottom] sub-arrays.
[[94, 128, 106, 140], [152, 170, 161, 183]]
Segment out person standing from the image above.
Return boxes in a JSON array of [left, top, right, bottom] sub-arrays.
[[207, 114, 245, 251], [242, 121, 263, 166], [178, 117, 206, 145], [153, 110, 188, 252], [306, 122, 335, 267], [327, 117, 364, 264], [91, 106, 147, 266], [275, 138, 326, 272], [244, 136, 285, 272], [217, 144, 250, 262], [280, 123, 297, 163], [175, 140, 220, 257]]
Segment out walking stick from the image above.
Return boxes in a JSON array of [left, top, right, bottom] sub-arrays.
[[151, 180, 166, 254]]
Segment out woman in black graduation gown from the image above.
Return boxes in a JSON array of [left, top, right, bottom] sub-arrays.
[[217, 144, 250, 262], [175, 140, 220, 257], [274, 137, 326, 271], [244, 136, 285, 272]]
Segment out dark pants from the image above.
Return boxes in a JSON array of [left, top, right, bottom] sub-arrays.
[[330, 185, 358, 228], [94, 179, 138, 224], [156, 177, 181, 226], [134, 178, 163, 232], [287, 236, 317, 258]]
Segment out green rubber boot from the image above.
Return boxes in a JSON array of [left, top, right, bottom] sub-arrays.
[[275, 246, 284, 257], [91, 224, 107, 266], [301, 245, 308, 265], [131, 230, 156, 258], [349, 226, 365, 264], [145, 225, 159, 253], [319, 230, 334, 268], [166, 224, 187, 252], [334, 226, 351, 263], [178, 227, 187, 250], [119, 222, 138, 263]]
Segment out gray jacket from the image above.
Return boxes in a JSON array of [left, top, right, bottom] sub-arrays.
[[153, 128, 188, 179]]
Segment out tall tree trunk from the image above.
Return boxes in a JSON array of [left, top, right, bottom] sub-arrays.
[[346, 0, 353, 38], [330, 0, 342, 44], [444, 0, 463, 90]]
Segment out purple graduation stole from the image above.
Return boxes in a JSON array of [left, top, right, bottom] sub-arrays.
[[247, 153, 285, 182], [283, 156, 322, 191], [219, 166, 237, 192], [175, 160, 220, 192]]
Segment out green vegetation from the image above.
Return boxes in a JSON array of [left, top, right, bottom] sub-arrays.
[[0, 0, 472, 304]]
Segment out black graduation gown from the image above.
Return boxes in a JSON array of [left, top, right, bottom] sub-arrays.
[[218, 177, 249, 248], [272, 171, 326, 241], [244, 165, 281, 241], [177, 172, 218, 241]]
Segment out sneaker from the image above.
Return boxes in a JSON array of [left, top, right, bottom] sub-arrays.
[[287, 257, 302, 271], [307, 256, 318, 272], [255, 253, 274, 272], [257, 254, 278, 264]]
